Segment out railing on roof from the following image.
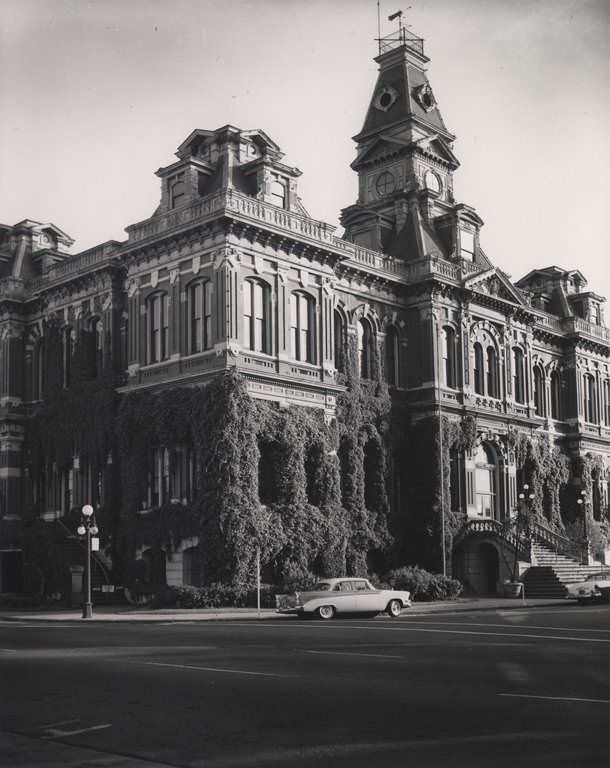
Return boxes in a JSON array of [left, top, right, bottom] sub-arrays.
[[27, 242, 120, 292], [377, 27, 424, 56]]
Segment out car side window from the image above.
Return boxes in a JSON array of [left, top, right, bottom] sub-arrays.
[[339, 581, 353, 592], [354, 581, 368, 591]]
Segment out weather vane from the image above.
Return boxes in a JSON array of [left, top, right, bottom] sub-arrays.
[[377, 4, 413, 54]]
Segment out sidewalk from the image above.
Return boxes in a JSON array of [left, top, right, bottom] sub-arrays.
[[0, 596, 574, 623]]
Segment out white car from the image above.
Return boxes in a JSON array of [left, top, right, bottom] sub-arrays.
[[276, 577, 411, 620], [565, 570, 610, 605]]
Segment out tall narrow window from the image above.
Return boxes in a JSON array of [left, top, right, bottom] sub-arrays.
[[33, 339, 44, 399], [534, 365, 545, 416], [270, 180, 286, 209], [603, 380, 610, 425], [333, 310, 346, 374], [474, 443, 496, 518], [473, 343, 484, 395], [357, 318, 374, 379], [182, 546, 203, 587], [91, 317, 104, 378], [385, 326, 399, 386], [584, 374, 597, 423], [147, 293, 169, 364], [146, 447, 170, 509], [486, 346, 499, 398], [170, 180, 185, 208], [189, 280, 212, 353], [550, 370, 562, 420], [171, 445, 193, 502], [62, 326, 74, 388], [443, 326, 456, 388], [460, 229, 475, 261], [243, 280, 269, 353], [512, 348, 525, 404], [290, 292, 315, 363]]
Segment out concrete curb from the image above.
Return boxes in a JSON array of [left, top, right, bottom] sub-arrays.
[[0, 598, 574, 623]]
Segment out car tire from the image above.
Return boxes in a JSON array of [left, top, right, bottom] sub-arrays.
[[316, 605, 335, 620], [386, 599, 403, 618]]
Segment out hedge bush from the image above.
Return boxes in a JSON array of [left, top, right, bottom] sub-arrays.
[[156, 583, 279, 609], [384, 566, 462, 601]]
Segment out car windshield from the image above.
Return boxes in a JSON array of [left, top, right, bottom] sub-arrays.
[[311, 582, 331, 591]]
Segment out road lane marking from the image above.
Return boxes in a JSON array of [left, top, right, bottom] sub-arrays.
[[41, 723, 112, 739], [301, 649, 404, 659], [500, 693, 610, 704], [0, 648, 17, 652], [115, 659, 300, 678], [35, 720, 80, 729], [406, 620, 610, 634], [219, 622, 610, 643]]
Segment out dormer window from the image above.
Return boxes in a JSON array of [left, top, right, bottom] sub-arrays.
[[270, 180, 286, 209], [170, 179, 185, 209], [460, 229, 475, 261]]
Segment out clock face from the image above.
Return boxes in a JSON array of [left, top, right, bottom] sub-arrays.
[[375, 171, 396, 196]]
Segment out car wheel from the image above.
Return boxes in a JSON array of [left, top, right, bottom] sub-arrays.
[[316, 605, 335, 620], [386, 599, 403, 618]]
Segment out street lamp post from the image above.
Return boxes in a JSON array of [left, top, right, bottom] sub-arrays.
[[77, 504, 98, 619], [513, 484, 534, 583], [577, 489, 590, 565]]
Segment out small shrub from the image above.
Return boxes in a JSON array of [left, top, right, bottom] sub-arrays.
[[384, 566, 462, 602]]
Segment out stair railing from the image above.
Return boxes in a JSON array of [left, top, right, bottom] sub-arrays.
[[529, 521, 585, 562]]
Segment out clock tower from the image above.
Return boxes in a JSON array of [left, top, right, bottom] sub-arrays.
[[341, 26, 465, 261]]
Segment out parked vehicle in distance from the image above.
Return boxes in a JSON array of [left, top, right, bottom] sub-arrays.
[[565, 570, 610, 605], [275, 577, 411, 619]]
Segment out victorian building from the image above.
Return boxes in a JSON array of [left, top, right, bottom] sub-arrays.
[[1, 27, 609, 599]]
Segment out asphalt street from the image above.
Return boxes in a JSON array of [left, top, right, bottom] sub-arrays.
[[1, 604, 608, 768]]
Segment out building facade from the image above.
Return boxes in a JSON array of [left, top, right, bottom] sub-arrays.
[[1, 28, 609, 598]]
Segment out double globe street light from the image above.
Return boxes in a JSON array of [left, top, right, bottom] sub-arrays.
[[77, 504, 98, 619]]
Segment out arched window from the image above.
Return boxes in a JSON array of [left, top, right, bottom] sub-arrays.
[[188, 280, 212, 353], [473, 343, 484, 395], [333, 310, 346, 373], [442, 326, 457, 388], [474, 443, 496, 518], [182, 546, 203, 587], [62, 326, 74, 388], [486, 346, 499, 398], [290, 292, 315, 363], [170, 180, 185, 209], [243, 279, 269, 353], [533, 365, 545, 416], [270, 180, 286, 209], [583, 374, 597, 423], [512, 348, 525, 404], [147, 293, 169, 363], [90, 317, 104, 378], [357, 318, 374, 379], [385, 325, 399, 386], [550, 370, 562, 420]]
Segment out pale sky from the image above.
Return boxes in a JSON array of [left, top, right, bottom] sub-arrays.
[[1, 0, 608, 302]]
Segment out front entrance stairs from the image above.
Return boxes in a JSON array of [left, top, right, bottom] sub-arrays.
[[522, 542, 604, 598]]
